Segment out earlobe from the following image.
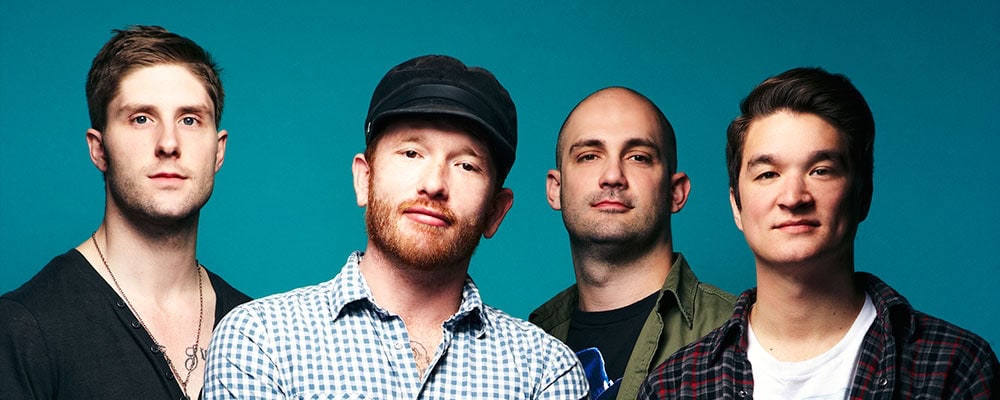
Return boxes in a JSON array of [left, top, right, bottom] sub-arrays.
[[215, 129, 228, 172], [483, 188, 514, 238], [545, 169, 562, 210], [352, 154, 371, 207], [729, 189, 744, 231], [86, 128, 108, 172], [669, 172, 691, 213]]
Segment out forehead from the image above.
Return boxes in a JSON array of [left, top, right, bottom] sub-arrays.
[[561, 91, 664, 151], [742, 111, 846, 163], [112, 64, 212, 111], [375, 118, 492, 155]]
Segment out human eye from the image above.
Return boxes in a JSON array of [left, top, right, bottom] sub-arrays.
[[401, 149, 420, 158], [627, 153, 653, 164], [810, 165, 839, 177], [180, 116, 200, 126], [131, 115, 152, 126], [576, 153, 599, 162], [456, 161, 482, 173], [754, 171, 778, 180]]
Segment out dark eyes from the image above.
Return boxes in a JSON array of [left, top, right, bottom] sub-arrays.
[[628, 154, 652, 163], [403, 150, 419, 158], [755, 171, 778, 180], [181, 117, 197, 126], [811, 167, 832, 176], [133, 115, 149, 125]]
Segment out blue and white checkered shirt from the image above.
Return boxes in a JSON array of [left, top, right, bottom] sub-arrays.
[[204, 251, 589, 399]]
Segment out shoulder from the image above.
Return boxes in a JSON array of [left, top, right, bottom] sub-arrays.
[[642, 325, 729, 395], [484, 304, 578, 360], [527, 284, 577, 328], [2, 250, 95, 314], [909, 310, 999, 377], [215, 277, 338, 334], [203, 268, 252, 311]]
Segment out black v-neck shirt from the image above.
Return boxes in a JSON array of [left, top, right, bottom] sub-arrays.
[[1, 249, 252, 399]]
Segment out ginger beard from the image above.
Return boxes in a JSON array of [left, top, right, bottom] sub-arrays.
[[365, 174, 490, 271]]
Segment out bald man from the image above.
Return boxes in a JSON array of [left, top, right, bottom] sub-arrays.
[[530, 87, 735, 400]]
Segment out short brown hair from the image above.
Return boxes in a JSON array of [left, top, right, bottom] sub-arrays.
[[86, 25, 224, 132]]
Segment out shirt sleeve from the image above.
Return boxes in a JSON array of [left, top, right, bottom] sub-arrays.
[[203, 304, 285, 400], [0, 298, 54, 399]]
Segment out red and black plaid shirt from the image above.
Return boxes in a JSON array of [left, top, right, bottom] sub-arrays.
[[638, 273, 998, 399]]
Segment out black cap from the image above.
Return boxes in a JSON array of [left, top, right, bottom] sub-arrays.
[[365, 55, 517, 183]]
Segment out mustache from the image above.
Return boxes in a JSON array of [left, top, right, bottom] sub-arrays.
[[586, 189, 635, 207], [398, 199, 457, 225]]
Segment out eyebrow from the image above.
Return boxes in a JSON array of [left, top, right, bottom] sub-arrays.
[[745, 150, 846, 170], [398, 134, 488, 160], [568, 138, 605, 153], [114, 103, 214, 119], [567, 137, 660, 154]]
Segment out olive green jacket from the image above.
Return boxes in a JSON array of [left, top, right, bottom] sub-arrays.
[[529, 253, 735, 400]]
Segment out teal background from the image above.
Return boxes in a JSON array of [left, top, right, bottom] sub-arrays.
[[2, 1, 997, 349]]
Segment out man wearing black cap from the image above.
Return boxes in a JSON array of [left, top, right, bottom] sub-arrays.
[[204, 55, 588, 399]]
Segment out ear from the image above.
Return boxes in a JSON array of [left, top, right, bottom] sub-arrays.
[[483, 188, 514, 239], [214, 129, 228, 172], [86, 128, 108, 172], [729, 188, 744, 231], [668, 172, 691, 213], [545, 169, 562, 211], [352, 154, 371, 207]]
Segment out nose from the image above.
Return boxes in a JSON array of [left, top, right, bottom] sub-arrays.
[[777, 176, 813, 212], [599, 158, 628, 190], [417, 161, 449, 201], [155, 124, 180, 158]]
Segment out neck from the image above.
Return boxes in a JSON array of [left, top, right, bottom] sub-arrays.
[[750, 255, 865, 361], [359, 242, 468, 324], [571, 239, 674, 312], [79, 213, 201, 299]]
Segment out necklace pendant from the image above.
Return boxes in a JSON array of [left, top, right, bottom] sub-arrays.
[[184, 344, 199, 372]]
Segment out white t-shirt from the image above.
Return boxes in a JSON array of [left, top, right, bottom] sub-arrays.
[[747, 295, 876, 400]]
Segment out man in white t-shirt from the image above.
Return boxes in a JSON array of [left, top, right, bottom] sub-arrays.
[[638, 67, 998, 399]]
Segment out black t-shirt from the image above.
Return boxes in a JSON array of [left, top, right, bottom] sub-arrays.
[[565, 291, 660, 381]]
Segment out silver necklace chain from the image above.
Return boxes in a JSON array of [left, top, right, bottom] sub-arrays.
[[91, 232, 204, 399]]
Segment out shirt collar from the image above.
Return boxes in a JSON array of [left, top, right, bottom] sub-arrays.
[[658, 252, 701, 328], [857, 272, 916, 341], [709, 272, 919, 359], [329, 251, 488, 336]]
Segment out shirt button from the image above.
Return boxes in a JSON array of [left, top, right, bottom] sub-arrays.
[[131, 321, 141, 329], [150, 345, 160, 353], [879, 377, 888, 386], [394, 342, 404, 350], [737, 389, 748, 398], [115, 300, 126, 308], [165, 371, 174, 380]]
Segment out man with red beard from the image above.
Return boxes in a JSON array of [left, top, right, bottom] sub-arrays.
[[204, 55, 588, 399]]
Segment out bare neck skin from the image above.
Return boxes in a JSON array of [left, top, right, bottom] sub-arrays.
[[571, 234, 674, 312], [359, 241, 469, 374], [750, 253, 865, 362], [76, 202, 217, 397]]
